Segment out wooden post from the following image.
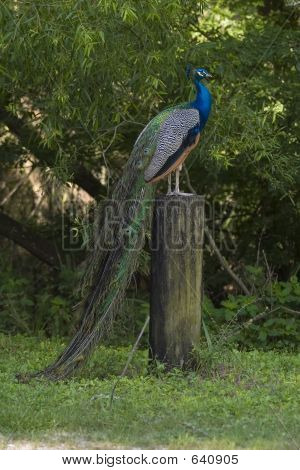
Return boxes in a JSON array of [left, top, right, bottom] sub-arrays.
[[149, 195, 205, 368]]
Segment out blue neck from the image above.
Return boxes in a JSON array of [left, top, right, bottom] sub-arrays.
[[191, 81, 212, 132]]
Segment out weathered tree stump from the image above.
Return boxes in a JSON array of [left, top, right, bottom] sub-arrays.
[[149, 194, 205, 368]]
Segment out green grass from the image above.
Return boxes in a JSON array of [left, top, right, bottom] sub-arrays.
[[0, 334, 299, 449]]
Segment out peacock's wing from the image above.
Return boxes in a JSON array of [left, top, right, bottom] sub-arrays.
[[110, 107, 176, 202], [143, 107, 200, 182], [130, 107, 177, 169]]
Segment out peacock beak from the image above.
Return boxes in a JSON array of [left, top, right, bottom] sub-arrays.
[[206, 73, 213, 79]]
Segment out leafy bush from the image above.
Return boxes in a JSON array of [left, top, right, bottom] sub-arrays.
[[1, 251, 299, 352], [203, 268, 300, 350], [0, 251, 149, 343], [0, 255, 80, 337]]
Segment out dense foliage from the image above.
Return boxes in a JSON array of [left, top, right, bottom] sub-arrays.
[[0, 0, 299, 350]]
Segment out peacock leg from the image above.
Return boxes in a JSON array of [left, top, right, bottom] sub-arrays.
[[167, 174, 172, 194], [175, 164, 182, 193], [173, 164, 193, 196]]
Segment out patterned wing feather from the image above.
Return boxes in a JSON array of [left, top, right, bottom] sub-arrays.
[[143, 108, 200, 182], [131, 108, 174, 167]]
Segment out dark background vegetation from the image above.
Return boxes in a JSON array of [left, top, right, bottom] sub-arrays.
[[0, 0, 299, 351]]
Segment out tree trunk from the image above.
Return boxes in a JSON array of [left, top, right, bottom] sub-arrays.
[[149, 194, 204, 368], [0, 211, 61, 267]]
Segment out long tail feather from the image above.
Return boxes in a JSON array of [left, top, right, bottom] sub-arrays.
[[32, 144, 156, 380]]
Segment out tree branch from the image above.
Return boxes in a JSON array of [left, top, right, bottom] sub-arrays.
[[0, 210, 61, 267], [0, 167, 34, 207], [108, 315, 150, 409], [0, 107, 104, 198], [205, 226, 251, 296]]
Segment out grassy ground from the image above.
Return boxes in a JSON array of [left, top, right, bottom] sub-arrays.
[[0, 334, 299, 449]]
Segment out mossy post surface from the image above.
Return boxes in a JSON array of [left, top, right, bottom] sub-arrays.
[[149, 194, 205, 368]]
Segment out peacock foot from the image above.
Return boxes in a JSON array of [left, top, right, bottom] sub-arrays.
[[166, 191, 195, 197]]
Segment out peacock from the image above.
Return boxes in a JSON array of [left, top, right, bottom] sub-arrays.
[[29, 66, 213, 380], [144, 66, 212, 194]]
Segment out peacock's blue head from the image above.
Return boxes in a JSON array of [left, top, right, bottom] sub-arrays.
[[186, 65, 212, 82]]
